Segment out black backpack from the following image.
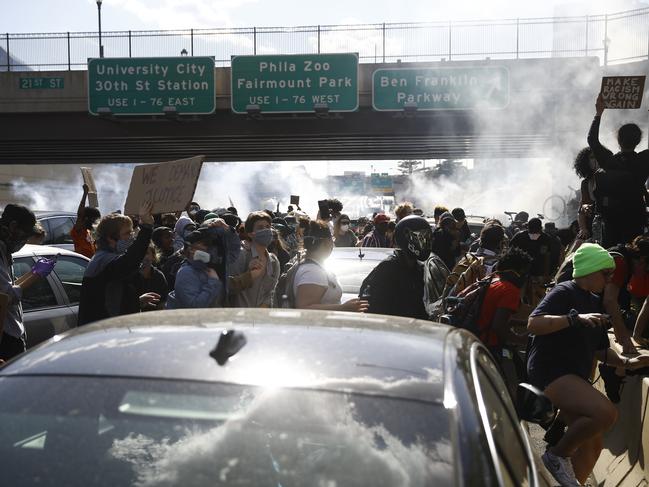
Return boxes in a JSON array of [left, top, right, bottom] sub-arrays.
[[272, 255, 304, 308], [439, 276, 493, 338]]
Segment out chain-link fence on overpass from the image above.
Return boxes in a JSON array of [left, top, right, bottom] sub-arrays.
[[1, 7, 648, 71]]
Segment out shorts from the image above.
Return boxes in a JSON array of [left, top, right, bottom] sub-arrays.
[[526, 361, 589, 391]]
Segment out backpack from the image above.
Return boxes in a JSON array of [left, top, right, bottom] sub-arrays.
[[272, 256, 333, 308], [438, 276, 493, 338], [422, 253, 451, 319], [272, 254, 304, 308]]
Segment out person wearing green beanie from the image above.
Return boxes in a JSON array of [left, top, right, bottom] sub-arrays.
[[572, 243, 615, 278], [526, 242, 649, 486]]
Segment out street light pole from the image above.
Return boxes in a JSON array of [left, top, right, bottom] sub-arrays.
[[97, 0, 104, 58]]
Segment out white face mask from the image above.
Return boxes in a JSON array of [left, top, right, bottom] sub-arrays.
[[340, 224, 350, 232], [529, 233, 541, 241], [193, 249, 211, 263]]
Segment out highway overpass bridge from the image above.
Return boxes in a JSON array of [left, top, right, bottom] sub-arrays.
[[0, 56, 647, 164]]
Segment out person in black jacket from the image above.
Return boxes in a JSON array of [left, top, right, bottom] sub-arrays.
[[587, 93, 649, 247], [78, 202, 158, 325], [360, 215, 432, 320]]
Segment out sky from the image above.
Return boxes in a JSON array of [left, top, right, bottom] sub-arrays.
[[1, 0, 646, 34]]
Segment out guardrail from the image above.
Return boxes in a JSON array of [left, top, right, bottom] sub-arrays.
[[2, 7, 648, 71]]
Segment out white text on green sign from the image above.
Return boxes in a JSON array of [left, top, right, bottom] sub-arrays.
[[231, 54, 358, 113], [19, 77, 64, 89], [372, 67, 509, 111], [87, 57, 215, 115]]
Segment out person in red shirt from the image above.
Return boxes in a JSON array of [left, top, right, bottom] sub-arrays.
[[476, 247, 533, 351], [603, 236, 649, 353], [71, 184, 101, 258]]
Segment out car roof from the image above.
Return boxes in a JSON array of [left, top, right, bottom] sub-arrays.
[[13, 244, 89, 260], [2, 308, 452, 404], [329, 247, 394, 260]]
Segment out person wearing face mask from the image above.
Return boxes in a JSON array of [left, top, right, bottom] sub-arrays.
[[78, 202, 155, 326], [133, 244, 168, 311], [431, 211, 460, 270], [159, 216, 197, 290], [333, 214, 357, 248], [71, 183, 101, 258], [360, 214, 391, 248], [228, 212, 280, 308], [166, 230, 223, 309], [444, 223, 506, 297], [294, 220, 368, 312], [359, 215, 432, 320], [0, 204, 56, 360], [511, 217, 559, 307]]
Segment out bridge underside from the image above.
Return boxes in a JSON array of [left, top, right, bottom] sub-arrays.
[[0, 109, 552, 163]]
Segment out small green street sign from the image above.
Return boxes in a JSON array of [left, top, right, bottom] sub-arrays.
[[372, 66, 509, 111], [88, 57, 215, 115], [19, 77, 64, 89], [231, 53, 358, 114]]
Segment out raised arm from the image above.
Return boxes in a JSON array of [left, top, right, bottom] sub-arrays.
[[587, 94, 615, 170], [73, 184, 89, 231]]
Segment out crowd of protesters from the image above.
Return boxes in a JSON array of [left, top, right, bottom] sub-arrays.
[[1, 94, 649, 486]]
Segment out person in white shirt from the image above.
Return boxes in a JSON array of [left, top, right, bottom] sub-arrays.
[[294, 220, 368, 312]]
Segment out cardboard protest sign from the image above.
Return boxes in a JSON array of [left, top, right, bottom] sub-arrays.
[[80, 167, 99, 208], [600, 76, 646, 109], [124, 156, 204, 216], [290, 195, 300, 205]]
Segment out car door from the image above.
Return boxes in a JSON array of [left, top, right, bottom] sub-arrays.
[[49, 255, 89, 329], [13, 257, 72, 349], [470, 344, 546, 487]]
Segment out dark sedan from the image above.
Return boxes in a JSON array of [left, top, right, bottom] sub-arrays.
[[0, 309, 552, 486]]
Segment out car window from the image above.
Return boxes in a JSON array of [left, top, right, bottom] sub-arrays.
[[12, 258, 59, 310], [0, 376, 453, 487], [324, 258, 385, 294], [44, 217, 74, 245], [474, 349, 532, 487], [52, 256, 88, 305]]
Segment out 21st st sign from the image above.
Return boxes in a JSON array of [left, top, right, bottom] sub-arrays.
[[88, 57, 216, 115]]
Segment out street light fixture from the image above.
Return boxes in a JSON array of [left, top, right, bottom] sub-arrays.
[[97, 0, 104, 58]]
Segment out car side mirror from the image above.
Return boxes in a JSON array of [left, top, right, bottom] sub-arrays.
[[516, 383, 554, 425]]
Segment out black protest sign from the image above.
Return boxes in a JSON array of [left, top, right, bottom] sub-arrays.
[[290, 195, 300, 205], [600, 76, 646, 109], [124, 156, 204, 215]]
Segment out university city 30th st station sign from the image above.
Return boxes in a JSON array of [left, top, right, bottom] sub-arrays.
[[230, 53, 358, 113], [88, 57, 216, 115]]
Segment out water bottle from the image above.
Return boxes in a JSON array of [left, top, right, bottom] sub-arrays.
[[591, 214, 604, 244]]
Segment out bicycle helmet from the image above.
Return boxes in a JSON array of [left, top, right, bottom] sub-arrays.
[[394, 215, 433, 261]]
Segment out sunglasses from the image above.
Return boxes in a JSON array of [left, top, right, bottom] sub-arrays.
[[600, 269, 614, 278]]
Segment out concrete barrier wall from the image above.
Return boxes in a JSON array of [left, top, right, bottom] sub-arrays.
[[593, 374, 649, 486]]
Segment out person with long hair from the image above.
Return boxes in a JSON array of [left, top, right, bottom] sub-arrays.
[[333, 214, 358, 247], [294, 220, 368, 312]]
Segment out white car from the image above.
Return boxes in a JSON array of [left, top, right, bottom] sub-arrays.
[[12, 244, 89, 348], [324, 247, 394, 301]]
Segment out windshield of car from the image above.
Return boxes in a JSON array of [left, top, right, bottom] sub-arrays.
[[0, 375, 453, 486], [324, 257, 386, 294]]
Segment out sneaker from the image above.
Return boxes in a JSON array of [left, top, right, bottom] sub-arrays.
[[542, 450, 581, 487]]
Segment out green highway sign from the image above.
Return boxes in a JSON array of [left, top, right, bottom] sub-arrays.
[[372, 66, 509, 111], [19, 77, 64, 89], [88, 57, 215, 115], [231, 53, 358, 113]]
